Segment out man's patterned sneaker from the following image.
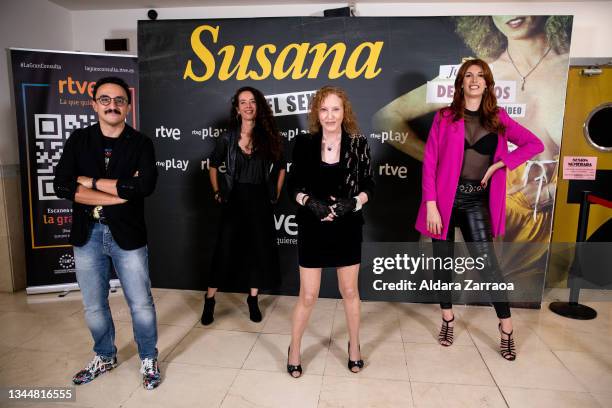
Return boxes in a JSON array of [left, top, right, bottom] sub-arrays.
[[72, 355, 117, 385], [141, 357, 161, 390]]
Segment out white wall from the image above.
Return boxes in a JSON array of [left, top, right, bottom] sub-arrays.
[[71, 2, 612, 59], [1, 0, 73, 165], [71, 3, 340, 53]]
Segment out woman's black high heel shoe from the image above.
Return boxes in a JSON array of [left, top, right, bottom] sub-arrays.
[[201, 295, 215, 326], [247, 294, 262, 322], [498, 323, 516, 361], [347, 342, 364, 373], [438, 315, 454, 346], [287, 346, 302, 378]]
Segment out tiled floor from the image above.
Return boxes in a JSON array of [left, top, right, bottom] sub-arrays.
[[0, 288, 610, 407]]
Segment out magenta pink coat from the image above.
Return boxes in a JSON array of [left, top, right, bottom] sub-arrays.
[[415, 108, 544, 240]]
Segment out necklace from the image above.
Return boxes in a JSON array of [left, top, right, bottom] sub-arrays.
[[322, 137, 340, 152], [506, 46, 552, 91]]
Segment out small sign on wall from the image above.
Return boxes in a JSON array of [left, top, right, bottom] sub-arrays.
[[563, 156, 598, 180]]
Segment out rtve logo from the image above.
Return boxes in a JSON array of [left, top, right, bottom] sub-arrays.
[[58, 76, 95, 97], [201, 159, 227, 173], [379, 163, 408, 179], [274, 214, 297, 236], [155, 125, 181, 141]]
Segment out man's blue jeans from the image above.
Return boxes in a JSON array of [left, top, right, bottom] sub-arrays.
[[73, 223, 158, 360]]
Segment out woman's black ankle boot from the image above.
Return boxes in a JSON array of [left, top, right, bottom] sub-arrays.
[[247, 295, 262, 322], [201, 296, 215, 325]]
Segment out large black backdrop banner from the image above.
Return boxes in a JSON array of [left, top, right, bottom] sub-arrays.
[[10, 49, 138, 293], [138, 17, 572, 299]]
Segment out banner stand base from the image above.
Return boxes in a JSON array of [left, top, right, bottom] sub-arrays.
[[549, 301, 597, 320], [26, 279, 122, 296]]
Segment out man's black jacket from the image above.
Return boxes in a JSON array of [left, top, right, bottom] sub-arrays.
[[53, 123, 157, 250]]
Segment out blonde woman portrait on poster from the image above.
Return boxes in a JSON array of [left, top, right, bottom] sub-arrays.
[[286, 86, 374, 378]]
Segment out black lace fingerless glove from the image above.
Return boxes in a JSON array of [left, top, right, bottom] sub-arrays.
[[305, 197, 332, 219], [331, 197, 356, 217]]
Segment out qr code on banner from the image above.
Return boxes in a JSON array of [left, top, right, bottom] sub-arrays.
[[34, 113, 97, 200]]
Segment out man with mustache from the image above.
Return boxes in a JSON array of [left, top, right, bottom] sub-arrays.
[[53, 77, 161, 390]]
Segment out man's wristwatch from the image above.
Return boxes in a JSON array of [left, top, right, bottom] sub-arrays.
[[92, 178, 98, 190]]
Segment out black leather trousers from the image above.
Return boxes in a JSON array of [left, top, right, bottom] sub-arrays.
[[432, 179, 511, 319]]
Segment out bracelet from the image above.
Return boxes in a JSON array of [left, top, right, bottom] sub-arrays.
[[91, 178, 98, 190]]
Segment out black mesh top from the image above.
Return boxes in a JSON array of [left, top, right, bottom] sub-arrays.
[[460, 109, 498, 180]]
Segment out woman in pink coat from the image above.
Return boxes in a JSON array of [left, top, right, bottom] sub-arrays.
[[415, 59, 544, 361]]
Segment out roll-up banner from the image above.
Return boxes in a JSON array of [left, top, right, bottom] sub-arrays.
[[138, 16, 573, 303], [10, 48, 138, 293]]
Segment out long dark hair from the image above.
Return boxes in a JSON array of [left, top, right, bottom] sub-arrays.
[[229, 86, 282, 161], [444, 58, 505, 134]]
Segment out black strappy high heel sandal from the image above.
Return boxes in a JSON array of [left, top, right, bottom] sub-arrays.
[[498, 324, 516, 361], [287, 346, 302, 378], [438, 315, 454, 346], [347, 342, 364, 373]]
